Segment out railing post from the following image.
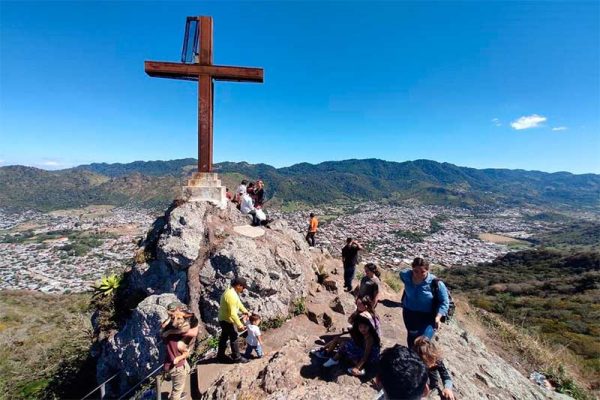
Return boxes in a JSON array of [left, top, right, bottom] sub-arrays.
[[155, 373, 162, 400]]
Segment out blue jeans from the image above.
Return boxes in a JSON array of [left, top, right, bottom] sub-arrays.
[[403, 308, 436, 348], [244, 344, 263, 358], [343, 264, 356, 290]]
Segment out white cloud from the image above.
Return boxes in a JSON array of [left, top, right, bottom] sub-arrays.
[[42, 160, 61, 166], [510, 114, 547, 130], [552, 126, 568, 131], [491, 118, 502, 127]]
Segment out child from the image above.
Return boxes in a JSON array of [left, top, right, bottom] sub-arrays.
[[412, 336, 456, 400], [244, 313, 264, 359], [322, 312, 381, 377]]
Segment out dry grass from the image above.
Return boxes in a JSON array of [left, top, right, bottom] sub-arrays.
[[0, 290, 94, 400], [382, 270, 403, 293], [457, 299, 594, 399]]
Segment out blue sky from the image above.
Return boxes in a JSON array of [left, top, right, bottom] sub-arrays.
[[0, 1, 598, 174]]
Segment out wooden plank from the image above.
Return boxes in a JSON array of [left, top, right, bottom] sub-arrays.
[[198, 74, 213, 172], [198, 16, 213, 65], [145, 61, 264, 82]]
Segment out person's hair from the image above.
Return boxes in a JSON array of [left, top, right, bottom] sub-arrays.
[[247, 182, 255, 189], [412, 257, 430, 269], [412, 336, 441, 367], [231, 277, 247, 288], [350, 314, 380, 348], [357, 295, 377, 318], [378, 345, 428, 400], [226, 187, 230, 192], [346, 237, 353, 244], [249, 313, 261, 324], [241, 179, 248, 185], [310, 213, 315, 218], [365, 262, 381, 278]]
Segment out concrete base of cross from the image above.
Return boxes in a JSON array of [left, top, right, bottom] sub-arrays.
[[182, 172, 227, 209]]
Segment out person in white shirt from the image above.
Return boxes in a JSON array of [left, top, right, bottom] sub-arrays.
[[240, 190, 260, 226], [244, 313, 264, 359], [235, 180, 248, 204]]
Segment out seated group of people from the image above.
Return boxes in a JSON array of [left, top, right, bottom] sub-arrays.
[[310, 257, 455, 400], [230, 179, 272, 227]]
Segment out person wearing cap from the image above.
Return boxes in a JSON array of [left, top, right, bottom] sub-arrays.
[[217, 277, 250, 363]]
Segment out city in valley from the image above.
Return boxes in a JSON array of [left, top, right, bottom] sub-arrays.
[[0, 202, 567, 293]]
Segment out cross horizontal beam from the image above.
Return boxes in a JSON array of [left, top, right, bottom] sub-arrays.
[[145, 61, 263, 82]]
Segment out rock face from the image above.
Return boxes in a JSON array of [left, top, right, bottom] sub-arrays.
[[95, 201, 315, 394]]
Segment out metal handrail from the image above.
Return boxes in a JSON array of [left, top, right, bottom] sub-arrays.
[[80, 372, 119, 400], [117, 364, 163, 400]]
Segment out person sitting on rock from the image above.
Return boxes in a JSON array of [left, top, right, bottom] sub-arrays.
[[321, 312, 381, 376], [412, 336, 455, 400], [235, 180, 249, 204], [375, 344, 429, 400], [311, 295, 379, 360], [217, 277, 250, 364], [239, 188, 261, 226], [254, 180, 265, 208], [225, 187, 233, 201], [355, 263, 381, 307], [244, 313, 264, 359]]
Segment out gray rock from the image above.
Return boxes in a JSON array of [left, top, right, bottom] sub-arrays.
[[157, 202, 210, 270], [97, 293, 178, 396]]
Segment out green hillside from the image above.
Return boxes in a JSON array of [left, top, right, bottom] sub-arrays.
[[1, 158, 599, 211]]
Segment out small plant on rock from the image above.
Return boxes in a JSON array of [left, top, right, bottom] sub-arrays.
[[92, 274, 121, 297], [292, 297, 306, 316]]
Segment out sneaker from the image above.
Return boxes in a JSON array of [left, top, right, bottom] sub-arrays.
[[323, 358, 339, 368], [347, 367, 365, 376], [232, 356, 249, 364], [216, 354, 231, 363], [310, 348, 329, 359]]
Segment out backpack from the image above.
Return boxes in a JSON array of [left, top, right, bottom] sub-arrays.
[[431, 278, 455, 323]]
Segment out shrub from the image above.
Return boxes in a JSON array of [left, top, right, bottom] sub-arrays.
[[292, 298, 306, 316]]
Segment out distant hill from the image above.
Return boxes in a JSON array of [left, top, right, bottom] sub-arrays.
[[1, 158, 599, 211]]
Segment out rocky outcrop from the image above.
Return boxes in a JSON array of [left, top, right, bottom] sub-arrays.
[[96, 294, 177, 394], [95, 201, 315, 394]]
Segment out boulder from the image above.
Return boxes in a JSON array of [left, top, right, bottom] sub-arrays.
[[96, 293, 178, 395]]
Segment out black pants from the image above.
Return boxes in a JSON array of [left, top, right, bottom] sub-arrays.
[[248, 210, 260, 226], [306, 232, 316, 247], [217, 321, 241, 360], [343, 264, 356, 290], [403, 308, 436, 348]]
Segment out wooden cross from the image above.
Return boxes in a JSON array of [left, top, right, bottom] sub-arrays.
[[145, 16, 264, 173]]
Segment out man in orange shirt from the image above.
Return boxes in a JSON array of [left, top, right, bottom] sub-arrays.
[[306, 213, 318, 247]]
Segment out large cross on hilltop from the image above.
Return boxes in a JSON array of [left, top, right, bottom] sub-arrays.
[[145, 16, 264, 173]]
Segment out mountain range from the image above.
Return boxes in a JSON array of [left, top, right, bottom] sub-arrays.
[[1, 158, 598, 211]]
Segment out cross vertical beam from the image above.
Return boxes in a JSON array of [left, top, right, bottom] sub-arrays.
[[198, 17, 213, 172], [144, 16, 263, 174]]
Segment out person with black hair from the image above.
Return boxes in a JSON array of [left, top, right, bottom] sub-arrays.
[[306, 213, 318, 247], [342, 238, 363, 291], [356, 263, 381, 306], [321, 312, 381, 376], [216, 277, 250, 363], [376, 344, 430, 400], [400, 257, 450, 347]]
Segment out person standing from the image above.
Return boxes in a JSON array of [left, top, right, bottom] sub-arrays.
[[400, 257, 450, 347], [217, 277, 250, 363], [341, 238, 363, 291], [306, 213, 318, 247]]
